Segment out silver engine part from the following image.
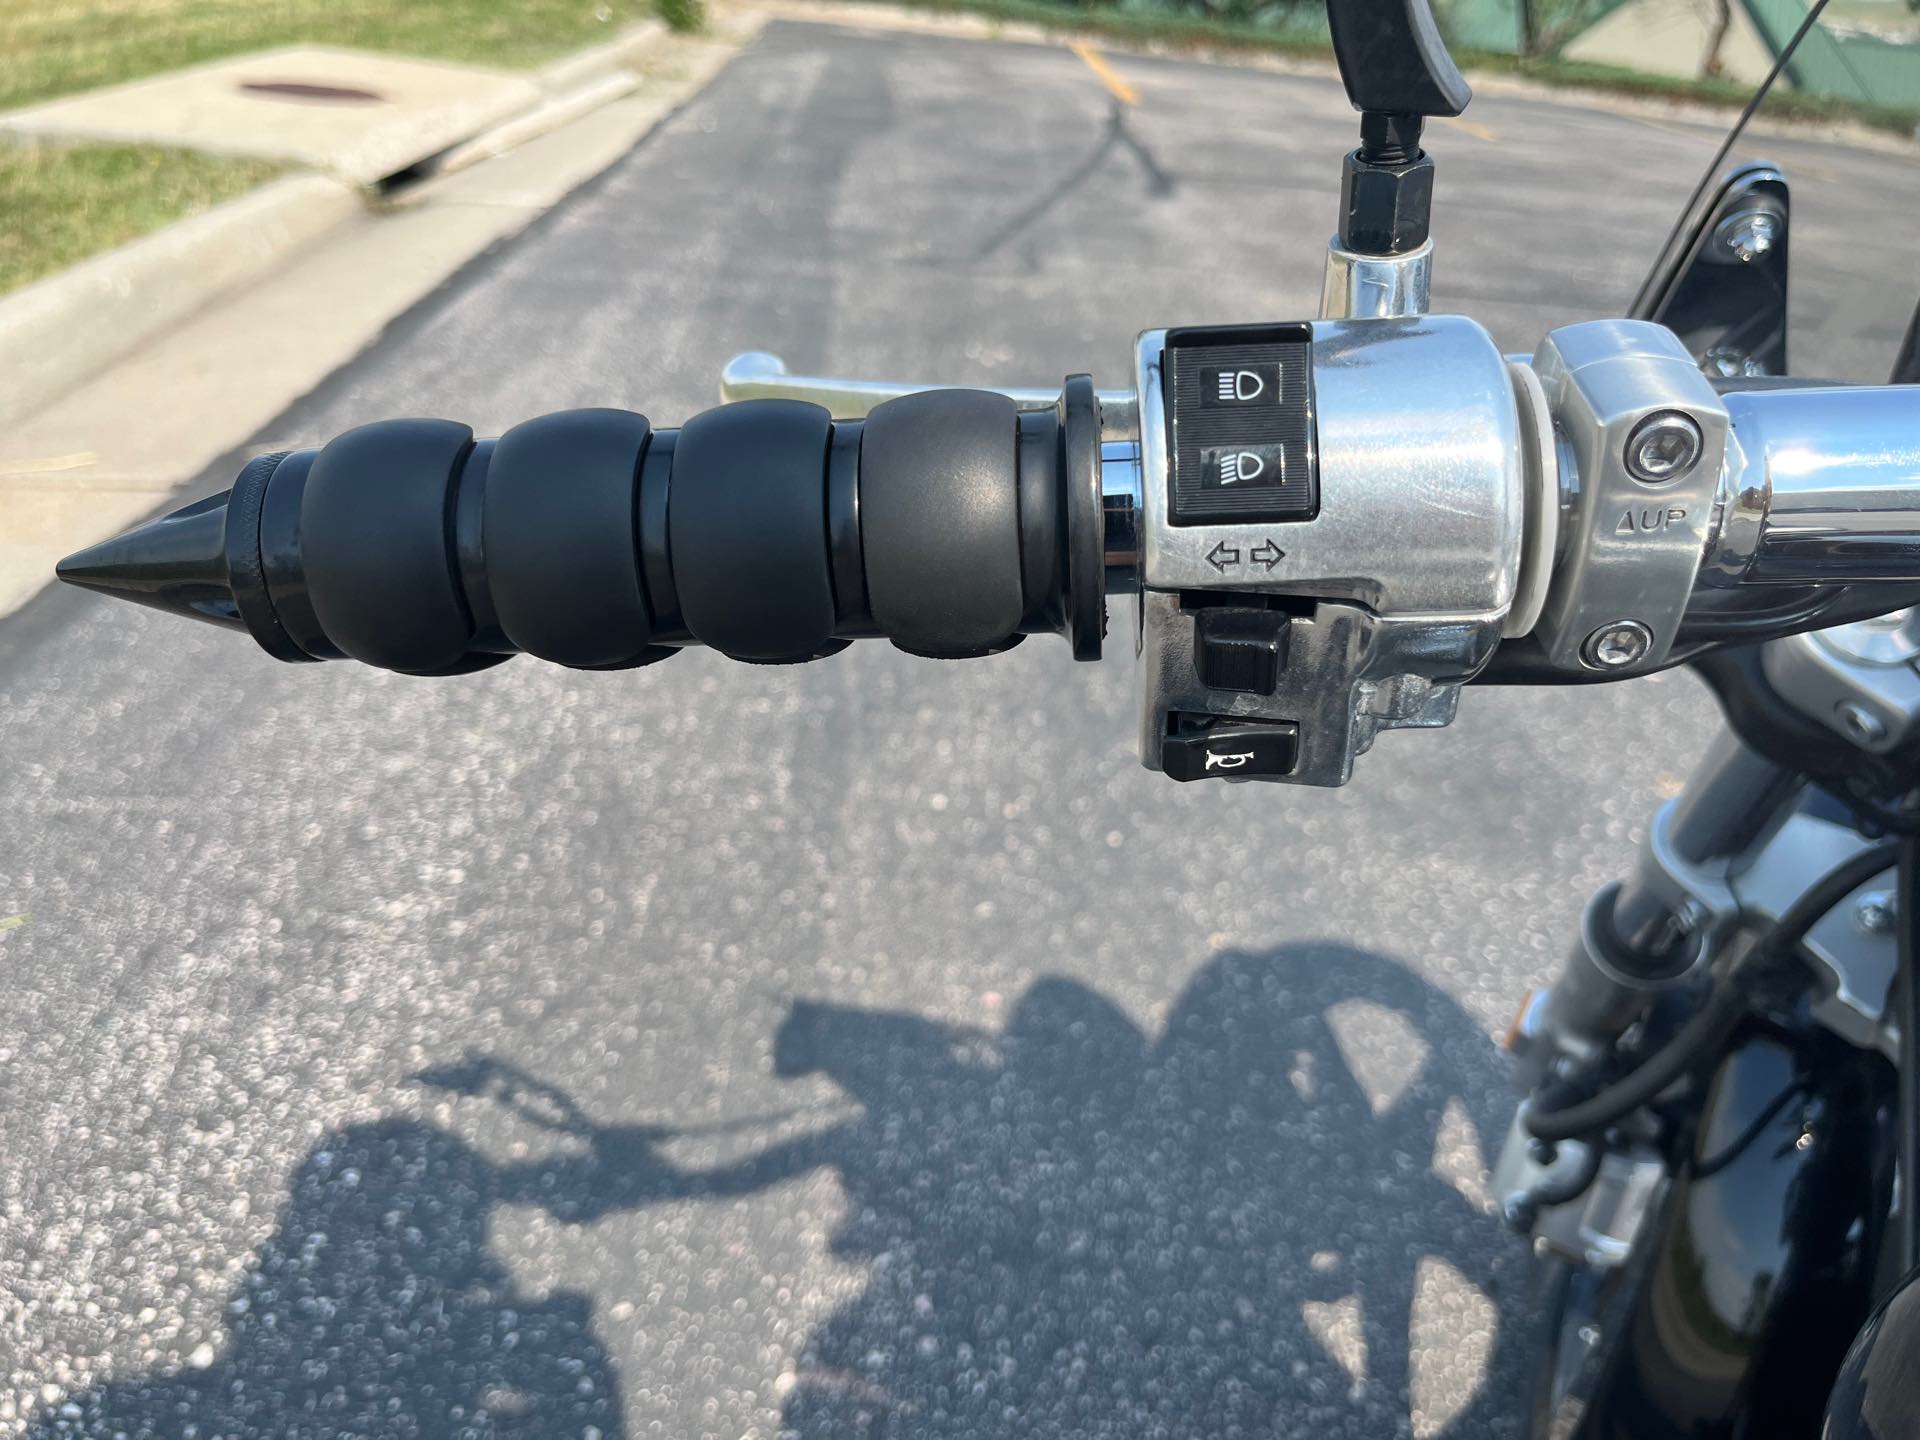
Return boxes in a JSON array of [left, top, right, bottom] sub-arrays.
[[1491, 1118, 1666, 1270], [1492, 616, 1920, 1274]]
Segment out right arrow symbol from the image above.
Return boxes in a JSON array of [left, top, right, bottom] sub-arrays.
[[1249, 539, 1285, 570], [1206, 540, 1240, 573]]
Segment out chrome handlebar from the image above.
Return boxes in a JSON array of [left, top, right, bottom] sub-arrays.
[[1717, 386, 1920, 586], [722, 341, 1920, 636], [43, 320, 1917, 793], [719, 351, 1141, 437], [723, 320, 1920, 788]]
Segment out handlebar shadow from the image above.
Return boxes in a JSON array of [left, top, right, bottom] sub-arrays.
[[769, 943, 1526, 1438], [24, 945, 1522, 1439]]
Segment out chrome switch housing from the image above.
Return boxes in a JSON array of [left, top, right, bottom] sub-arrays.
[[1133, 316, 1526, 787]]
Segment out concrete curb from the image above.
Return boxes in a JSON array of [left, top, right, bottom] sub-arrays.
[[433, 70, 642, 178], [0, 173, 360, 431], [537, 19, 670, 91], [0, 17, 763, 621], [0, 23, 682, 432]]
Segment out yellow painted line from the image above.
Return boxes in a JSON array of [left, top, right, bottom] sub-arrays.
[[1437, 115, 1498, 142], [1071, 42, 1140, 106], [4, 452, 96, 475]]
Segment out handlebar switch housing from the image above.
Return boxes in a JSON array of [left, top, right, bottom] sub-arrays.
[[1133, 316, 1527, 787]]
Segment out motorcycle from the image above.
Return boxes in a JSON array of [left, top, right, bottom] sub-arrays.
[[52, 0, 1920, 1431]]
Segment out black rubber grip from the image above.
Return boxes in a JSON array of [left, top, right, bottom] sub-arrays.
[[201, 385, 1100, 674], [258, 449, 343, 661], [668, 399, 837, 662], [301, 418, 475, 674], [484, 408, 656, 667], [860, 389, 1023, 656], [225, 450, 312, 663]]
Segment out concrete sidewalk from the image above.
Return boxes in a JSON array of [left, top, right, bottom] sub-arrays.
[[0, 15, 762, 621], [0, 20, 690, 431], [0, 48, 546, 186]]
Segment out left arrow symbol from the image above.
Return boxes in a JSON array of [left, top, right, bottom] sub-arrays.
[[1206, 541, 1240, 572]]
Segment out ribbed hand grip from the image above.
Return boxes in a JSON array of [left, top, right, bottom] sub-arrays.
[[301, 418, 476, 675], [484, 408, 658, 668], [669, 399, 840, 662], [860, 389, 1024, 657], [74, 388, 1104, 674]]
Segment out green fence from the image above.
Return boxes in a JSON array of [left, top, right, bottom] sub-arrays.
[[1434, 0, 1526, 52], [1745, 0, 1920, 106], [1177, 0, 1920, 108], [1445, 0, 1920, 108]]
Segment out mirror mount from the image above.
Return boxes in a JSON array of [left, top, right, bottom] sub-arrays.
[[1322, 0, 1471, 310], [1632, 163, 1791, 379]]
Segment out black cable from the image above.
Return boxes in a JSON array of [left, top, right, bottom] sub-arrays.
[[1899, 837, 1920, 1273], [1526, 982, 1746, 1142], [1627, 0, 1834, 319], [1527, 842, 1902, 1143], [1770, 842, 1904, 961]]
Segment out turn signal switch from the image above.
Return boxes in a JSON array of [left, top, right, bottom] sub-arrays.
[[1126, 314, 1542, 788]]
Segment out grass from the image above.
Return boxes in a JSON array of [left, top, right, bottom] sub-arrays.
[[2, 0, 675, 114], [2, 0, 1908, 300], [0, 142, 283, 295], [802, 0, 1920, 135], [0, 0, 687, 297]]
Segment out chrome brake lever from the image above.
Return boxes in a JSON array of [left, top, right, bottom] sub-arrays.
[[719, 352, 1139, 436]]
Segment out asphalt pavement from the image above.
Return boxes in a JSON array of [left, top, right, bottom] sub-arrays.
[[4, 20, 1917, 1438]]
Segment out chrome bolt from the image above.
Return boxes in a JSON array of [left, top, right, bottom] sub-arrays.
[[1856, 891, 1896, 936], [1836, 700, 1888, 746], [1582, 620, 1653, 671], [1714, 207, 1780, 263], [1703, 346, 1767, 381], [1624, 411, 1704, 485]]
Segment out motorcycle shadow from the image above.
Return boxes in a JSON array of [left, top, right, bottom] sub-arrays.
[[26, 944, 1523, 1439], [769, 944, 1526, 1439]]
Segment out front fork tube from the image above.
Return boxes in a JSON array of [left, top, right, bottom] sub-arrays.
[[1496, 731, 1805, 1249], [1518, 730, 1804, 1083]]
